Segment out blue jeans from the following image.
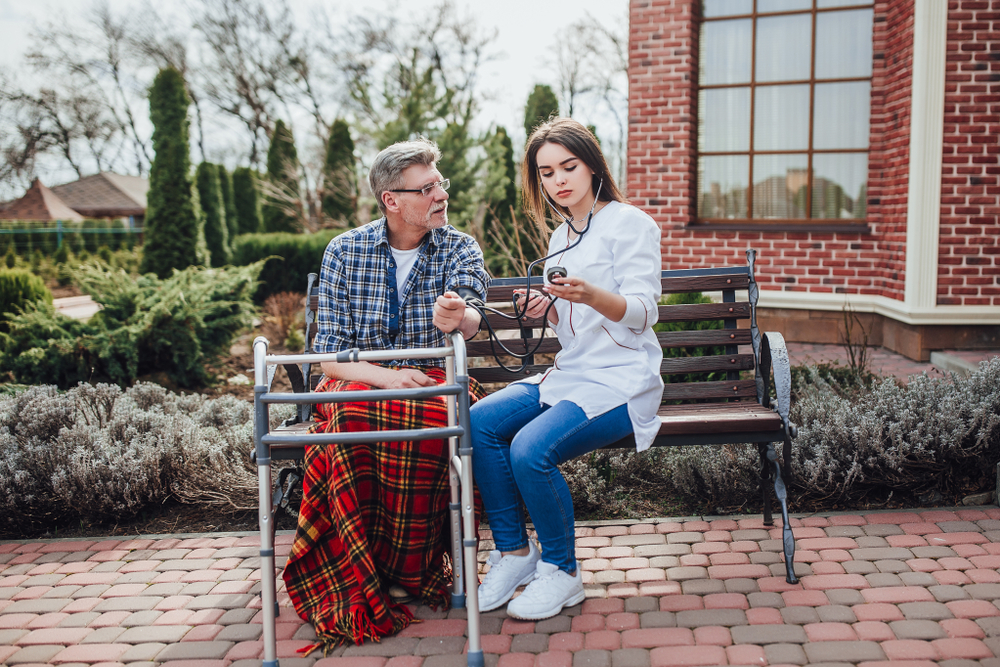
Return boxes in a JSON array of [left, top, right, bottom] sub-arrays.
[[470, 382, 633, 573]]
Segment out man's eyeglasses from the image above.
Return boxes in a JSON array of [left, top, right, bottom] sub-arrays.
[[390, 179, 450, 197]]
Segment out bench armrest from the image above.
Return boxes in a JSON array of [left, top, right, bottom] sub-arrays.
[[760, 331, 796, 438]]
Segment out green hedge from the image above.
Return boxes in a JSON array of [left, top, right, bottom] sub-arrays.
[[0, 220, 140, 256], [231, 230, 339, 301]]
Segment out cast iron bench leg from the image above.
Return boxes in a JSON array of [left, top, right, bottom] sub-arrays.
[[767, 443, 798, 585]]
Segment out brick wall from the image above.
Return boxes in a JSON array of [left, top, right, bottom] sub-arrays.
[[938, 0, 1000, 306], [628, 0, 915, 301]]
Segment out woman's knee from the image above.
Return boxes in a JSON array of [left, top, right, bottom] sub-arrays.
[[509, 432, 553, 478]]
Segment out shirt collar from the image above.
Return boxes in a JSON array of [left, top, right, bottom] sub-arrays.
[[374, 217, 446, 251]]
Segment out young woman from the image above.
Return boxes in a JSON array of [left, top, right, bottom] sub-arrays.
[[470, 118, 664, 620]]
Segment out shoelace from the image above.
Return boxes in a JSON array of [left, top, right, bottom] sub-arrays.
[[481, 553, 522, 592]]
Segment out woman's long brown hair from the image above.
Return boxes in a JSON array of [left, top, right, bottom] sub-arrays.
[[521, 117, 626, 225]]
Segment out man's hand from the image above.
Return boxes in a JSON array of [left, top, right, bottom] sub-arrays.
[[384, 367, 437, 388], [433, 291, 468, 333]]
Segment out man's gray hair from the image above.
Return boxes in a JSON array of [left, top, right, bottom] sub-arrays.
[[369, 138, 442, 214]]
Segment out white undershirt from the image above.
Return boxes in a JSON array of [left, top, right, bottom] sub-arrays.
[[389, 245, 421, 295]]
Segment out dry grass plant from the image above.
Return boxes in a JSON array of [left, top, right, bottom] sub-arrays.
[[262, 291, 305, 348], [0, 382, 295, 535]]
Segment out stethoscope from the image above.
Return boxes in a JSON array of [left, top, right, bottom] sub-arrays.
[[462, 178, 603, 373]]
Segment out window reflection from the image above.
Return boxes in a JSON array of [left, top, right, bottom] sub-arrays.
[[816, 9, 874, 79], [752, 155, 809, 219], [702, 0, 752, 18], [756, 14, 811, 83], [697, 3, 873, 223], [814, 82, 870, 149], [701, 19, 752, 85], [754, 84, 810, 151], [699, 88, 750, 152], [758, 0, 811, 12], [698, 156, 749, 219], [812, 154, 868, 220], [818, 0, 874, 7]]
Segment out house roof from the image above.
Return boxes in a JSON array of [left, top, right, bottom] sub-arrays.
[[0, 179, 85, 221], [49, 172, 149, 217]]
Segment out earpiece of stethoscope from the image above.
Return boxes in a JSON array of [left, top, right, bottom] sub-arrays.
[[541, 178, 604, 237], [462, 177, 606, 373]]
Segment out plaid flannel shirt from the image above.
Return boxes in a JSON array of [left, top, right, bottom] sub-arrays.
[[314, 218, 490, 366]]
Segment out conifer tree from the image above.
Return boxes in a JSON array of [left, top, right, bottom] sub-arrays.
[[523, 85, 560, 140], [321, 119, 357, 226], [232, 167, 263, 235], [218, 165, 238, 243], [140, 67, 208, 278], [482, 126, 518, 276], [263, 119, 301, 233], [196, 162, 230, 266]]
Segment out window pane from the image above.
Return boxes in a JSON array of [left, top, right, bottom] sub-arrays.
[[702, 0, 752, 17], [699, 156, 749, 219], [758, 0, 811, 12], [816, 9, 873, 79], [699, 88, 751, 152], [754, 84, 810, 151], [814, 82, 870, 149], [752, 154, 809, 219], [701, 19, 752, 85], [818, 0, 873, 7], [812, 153, 868, 219], [756, 14, 812, 82]]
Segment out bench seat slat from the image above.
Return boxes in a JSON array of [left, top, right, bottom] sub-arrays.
[[657, 402, 781, 433], [266, 399, 781, 461]]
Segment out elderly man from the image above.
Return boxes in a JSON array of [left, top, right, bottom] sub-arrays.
[[283, 138, 490, 652]]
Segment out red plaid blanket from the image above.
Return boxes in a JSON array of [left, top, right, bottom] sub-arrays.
[[282, 366, 484, 653]]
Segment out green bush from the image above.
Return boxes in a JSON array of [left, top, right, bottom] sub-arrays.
[[231, 230, 338, 301], [0, 261, 263, 388], [0, 269, 53, 329]]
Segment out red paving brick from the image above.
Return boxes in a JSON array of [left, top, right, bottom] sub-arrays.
[[3, 505, 1000, 666]]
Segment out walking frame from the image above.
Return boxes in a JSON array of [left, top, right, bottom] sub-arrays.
[[252, 333, 486, 667]]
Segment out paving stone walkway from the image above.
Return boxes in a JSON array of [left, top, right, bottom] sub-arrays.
[[5, 507, 1000, 667]]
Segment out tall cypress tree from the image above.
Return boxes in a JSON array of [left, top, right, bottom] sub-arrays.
[[482, 126, 518, 276], [232, 167, 263, 235], [523, 84, 560, 140], [196, 162, 230, 266], [218, 165, 238, 243], [140, 67, 208, 278], [321, 119, 357, 225], [263, 119, 301, 233]]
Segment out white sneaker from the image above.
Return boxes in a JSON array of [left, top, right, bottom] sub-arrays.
[[506, 560, 585, 620], [477, 541, 541, 612]]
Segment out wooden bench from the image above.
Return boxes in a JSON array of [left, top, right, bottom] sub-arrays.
[[252, 248, 798, 666]]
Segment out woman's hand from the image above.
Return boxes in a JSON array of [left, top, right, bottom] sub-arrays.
[[545, 275, 627, 323], [544, 276, 589, 304]]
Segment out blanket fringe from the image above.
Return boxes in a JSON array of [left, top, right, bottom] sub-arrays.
[[298, 603, 417, 656]]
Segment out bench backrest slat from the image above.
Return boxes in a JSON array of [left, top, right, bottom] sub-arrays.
[[300, 263, 762, 407], [662, 379, 758, 402]]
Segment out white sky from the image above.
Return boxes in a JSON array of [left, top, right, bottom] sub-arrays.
[[0, 0, 629, 186]]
